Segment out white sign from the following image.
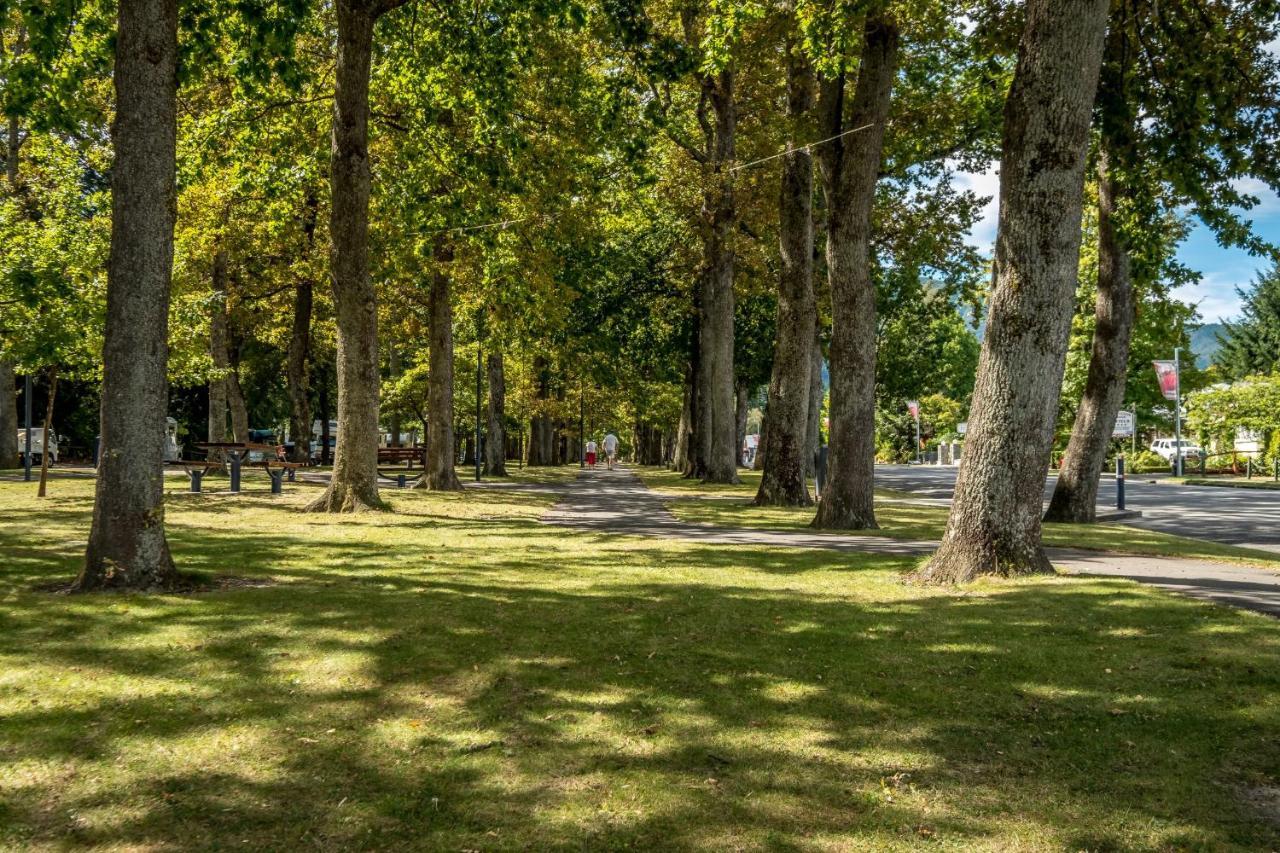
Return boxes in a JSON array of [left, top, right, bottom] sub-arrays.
[[957, 422, 967, 436], [1112, 410, 1135, 438]]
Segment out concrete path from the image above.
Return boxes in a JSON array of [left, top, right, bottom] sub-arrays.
[[541, 467, 1280, 617]]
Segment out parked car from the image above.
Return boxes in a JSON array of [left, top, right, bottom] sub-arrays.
[[15, 428, 59, 465], [1149, 438, 1202, 463]]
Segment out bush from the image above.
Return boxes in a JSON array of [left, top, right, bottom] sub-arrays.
[[1124, 450, 1168, 474]]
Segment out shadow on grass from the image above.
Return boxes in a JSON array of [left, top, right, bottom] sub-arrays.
[[1, 484, 1279, 849]]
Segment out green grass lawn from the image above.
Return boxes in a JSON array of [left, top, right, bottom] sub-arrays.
[[2, 474, 1280, 849], [635, 466, 1280, 569]]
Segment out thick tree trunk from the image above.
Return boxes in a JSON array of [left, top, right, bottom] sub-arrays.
[[76, 0, 179, 590], [697, 70, 740, 484], [756, 33, 816, 506], [527, 356, 552, 466], [485, 350, 507, 476], [308, 0, 387, 512], [36, 367, 57, 497], [916, 0, 1110, 583], [1045, 147, 1134, 522], [226, 351, 249, 443], [812, 16, 898, 530], [418, 250, 462, 491], [287, 192, 318, 463], [0, 360, 20, 468]]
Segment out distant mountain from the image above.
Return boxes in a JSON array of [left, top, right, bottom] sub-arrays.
[[1191, 323, 1227, 369]]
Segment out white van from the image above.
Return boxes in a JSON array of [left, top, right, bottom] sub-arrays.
[[16, 428, 59, 465], [1150, 438, 1202, 463]]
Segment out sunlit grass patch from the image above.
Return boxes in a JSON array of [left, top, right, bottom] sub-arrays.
[[1, 476, 1279, 849]]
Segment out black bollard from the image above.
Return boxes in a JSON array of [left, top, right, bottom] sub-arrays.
[[229, 455, 241, 493], [1116, 456, 1125, 511]]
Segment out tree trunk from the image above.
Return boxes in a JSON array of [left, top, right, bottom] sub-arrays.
[[387, 346, 401, 446], [916, 0, 1110, 583], [319, 377, 332, 465], [287, 191, 318, 464], [811, 16, 898, 530], [696, 69, 739, 484], [419, 248, 462, 491], [756, 31, 816, 506], [226, 350, 249, 443], [0, 360, 19, 469], [1045, 147, 1134, 522], [735, 381, 749, 468], [527, 355, 551, 466], [207, 251, 231, 462], [485, 350, 507, 476], [672, 366, 692, 472], [36, 367, 57, 497], [307, 0, 388, 512], [0, 84, 22, 470], [76, 0, 179, 590], [804, 324, 824, 482]]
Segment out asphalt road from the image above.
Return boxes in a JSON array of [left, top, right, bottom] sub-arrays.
[[875, 464, 1280, 554]]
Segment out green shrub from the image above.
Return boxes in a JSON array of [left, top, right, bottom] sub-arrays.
[[1124, 450, 1169, 474]]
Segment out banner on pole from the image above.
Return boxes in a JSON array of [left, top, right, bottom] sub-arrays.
[[1152, 361, 1178, 401], [1112, 410, 1135, 438], [906, 400, 920, 419]]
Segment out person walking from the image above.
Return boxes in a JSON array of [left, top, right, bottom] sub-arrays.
[[603, 432, 619, 470], [585, 438, 598, 469]]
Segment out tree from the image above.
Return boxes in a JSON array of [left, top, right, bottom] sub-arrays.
[[916, 0, 1110, 584], [754, 9, 815, 507], [810, 11, 899, 530], [1216, 264, 1280, 380], [307, 0, 407, 512], [417, 240, 463, 491], [1049, 0, 1280, 521], [75, 0, 181, 590]]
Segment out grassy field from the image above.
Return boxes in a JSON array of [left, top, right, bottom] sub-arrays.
[[636, 467, 1280, 569], [2, 472, 1280, 850]]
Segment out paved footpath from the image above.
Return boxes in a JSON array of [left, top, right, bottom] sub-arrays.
[[541, 467, 1280, 617]]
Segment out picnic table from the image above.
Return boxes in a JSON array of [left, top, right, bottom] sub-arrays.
[[188, 442, 303, 494]]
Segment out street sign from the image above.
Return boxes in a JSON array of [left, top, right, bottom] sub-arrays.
[[1152, 361, 1178, 401], [1112, 410, 1135, 438], [906, 400, 920, 419], [957, 421, 967, 435]]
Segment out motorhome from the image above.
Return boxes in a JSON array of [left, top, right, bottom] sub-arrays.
[[15, 428, 59, 465]]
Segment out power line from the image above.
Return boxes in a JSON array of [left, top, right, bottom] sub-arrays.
[[728, 122, 876, 173]]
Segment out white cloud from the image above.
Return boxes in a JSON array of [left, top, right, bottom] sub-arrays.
[[1229, 176, 1280, 216], [952, 163, 1001, 253], [1171, 270, 1245, 324]]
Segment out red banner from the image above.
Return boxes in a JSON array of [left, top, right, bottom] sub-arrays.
[[1152, 361, 1178, 401], [907, 400, 920, 419]]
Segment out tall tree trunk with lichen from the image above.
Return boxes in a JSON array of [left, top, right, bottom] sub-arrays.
[[811, 16, 898, 530], [418, 243, 462, 491], [207, 249, 230, 462], [695, 69, 740, 484], [915, 0, 1110, 583], [76, 0, 179, 590], [756, 27, 816, 506], [1045, 24, 1138, 524], [307, 0, 404, 512], [484, 350, 507, 476]]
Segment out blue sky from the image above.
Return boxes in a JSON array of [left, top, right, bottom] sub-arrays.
[[955, 167, 1280, 325]]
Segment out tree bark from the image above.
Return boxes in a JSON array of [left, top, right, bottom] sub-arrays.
[[0, 360, 19, 469], [804, 324, 823, 482], [36, 367, 57, 497], [672, 365, 692, 472], [915, 0, 1110, 583], [811, 15, 898, 530], [755, 31, 816, 506], [286, 191, 318, 463], [485, 350, 507, 476], [76, 0, 179, 590], [734, 380, 749, 468], [0, 109, 21, 470], [696, 70, 740, 484], [527, 355, 552, 466], [1045, 146, 1135, 522], [418, 246, 462, 490], [226, 345, 249, 442], [307, 0, 394, 512], [207, 250, 231, 459]]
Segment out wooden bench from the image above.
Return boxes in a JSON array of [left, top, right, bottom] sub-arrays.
[[378, 446, 427, 467]]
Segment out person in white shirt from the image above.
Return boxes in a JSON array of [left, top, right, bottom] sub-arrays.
[[603, 432, 619, 470], [585, 438, 598, 468]]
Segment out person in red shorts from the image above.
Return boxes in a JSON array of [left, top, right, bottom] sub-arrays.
[[585, 438, 598, 468]]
